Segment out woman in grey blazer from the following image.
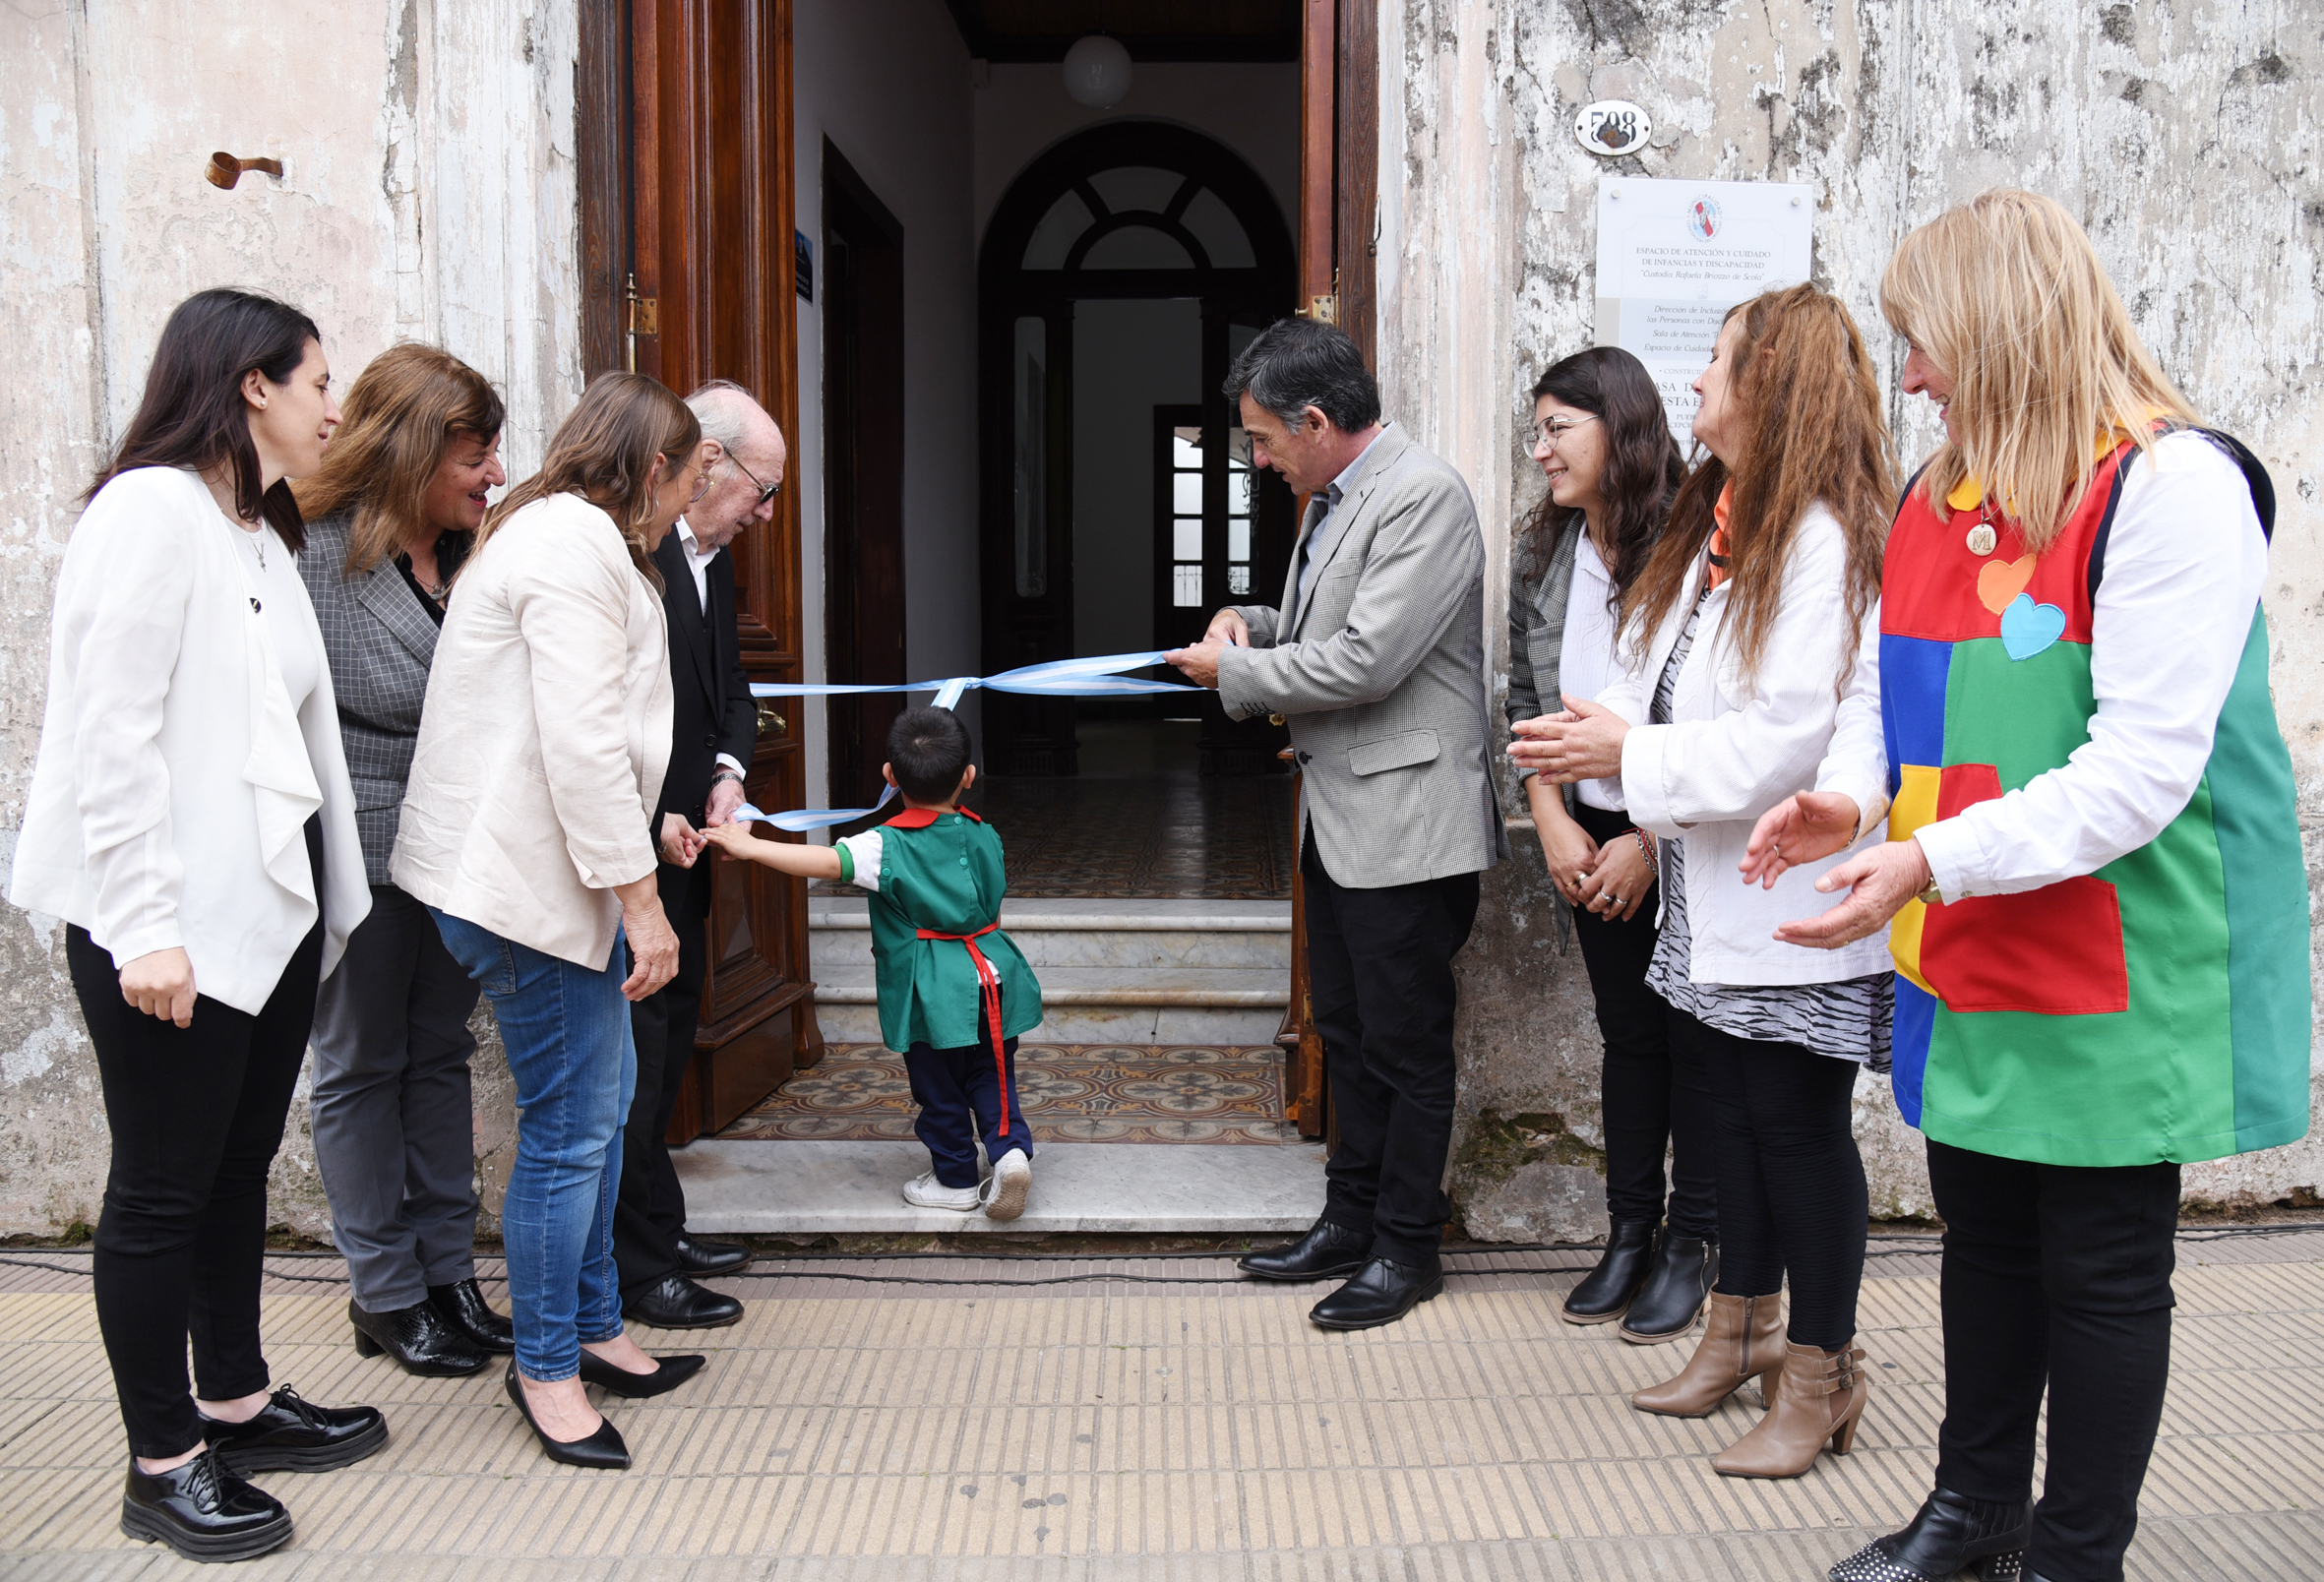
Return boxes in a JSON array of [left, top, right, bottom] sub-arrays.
[[1506, 348, 1712, 1342], [293, 345, 511, 1376]]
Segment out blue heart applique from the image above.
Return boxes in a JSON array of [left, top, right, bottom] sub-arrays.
[[1999, 593, 2066, 661]]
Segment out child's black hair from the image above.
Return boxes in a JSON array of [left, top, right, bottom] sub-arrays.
[[887, 705, 974, 804]]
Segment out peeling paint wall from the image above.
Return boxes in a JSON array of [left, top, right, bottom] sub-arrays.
[[1377, 0, 2324, 1237], [0, 1, 581, 1237]]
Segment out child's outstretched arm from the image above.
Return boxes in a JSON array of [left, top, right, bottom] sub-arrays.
[[701, 820, 844, 880]]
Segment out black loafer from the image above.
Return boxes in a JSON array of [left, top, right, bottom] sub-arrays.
[[1310, 1256, 1445, 1330], [1828, 1486, 2031, 1582], [1561, 1218, 1657, 1324], [577, 1346, 706, 1398], [1619, 1232, 1718, 1344], [505, 1363, 631, 1469], [350, 1298, 489, 1376], [675, 1234, 752, 1277], [1238, 1219, 1372, 1283], [623, 1273, 744, 1330], [121, 1447, 293, 1561], [199, 1384, 388, 1476], [429, 1277, 517, 1354]]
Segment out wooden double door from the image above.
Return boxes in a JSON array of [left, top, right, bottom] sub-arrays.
[[580, 0, 821, 1141]]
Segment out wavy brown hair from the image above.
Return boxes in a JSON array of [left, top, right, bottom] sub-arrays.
[[1624, 284, 1895, 690], [291, 343, 505, 578], [1519, 346, 1684, 602], [475, 372, 699, 593]]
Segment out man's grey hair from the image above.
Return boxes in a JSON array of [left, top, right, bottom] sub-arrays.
[[686, 378, 763, 455], [1222, 317, 1381, 434]]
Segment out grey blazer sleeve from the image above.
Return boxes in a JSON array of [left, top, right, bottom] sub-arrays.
[[1505, 523, 1577, 730], [1227, 603, 1282, 648]]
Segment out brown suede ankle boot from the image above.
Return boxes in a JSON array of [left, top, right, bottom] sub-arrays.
[[1713, 1338, 1867, 1478], [1630, 1291, 1785, 1418]]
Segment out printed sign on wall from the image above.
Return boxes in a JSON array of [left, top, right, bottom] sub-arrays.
[[1594, 178, 1816, 440]]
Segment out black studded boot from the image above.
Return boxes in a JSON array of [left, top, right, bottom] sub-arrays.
[[1829, 1486, 2031, 1582]]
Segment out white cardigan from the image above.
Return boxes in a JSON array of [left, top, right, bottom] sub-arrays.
[[391, 492, 672, 971], [1598, 502, 1892, 987], [10, 467, 371, 1014]]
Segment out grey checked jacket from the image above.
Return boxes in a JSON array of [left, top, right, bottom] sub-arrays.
[[1218, 425, 1506, 888], [299, 512, 459, 885]]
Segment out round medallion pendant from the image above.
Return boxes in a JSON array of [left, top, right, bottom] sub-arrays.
[[1966, 523, 1998, 556]]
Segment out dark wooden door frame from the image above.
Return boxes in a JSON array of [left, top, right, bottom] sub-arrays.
[[579, 0, 824, 1142], [821, 140, 908, 812]]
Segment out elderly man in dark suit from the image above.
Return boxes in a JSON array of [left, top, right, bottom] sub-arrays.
[[615, 379, 787, 1330], [1170, 318, 1504, 1331]]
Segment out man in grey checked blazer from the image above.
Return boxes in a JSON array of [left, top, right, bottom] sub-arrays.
[[1170, 318, 1504, 1331]]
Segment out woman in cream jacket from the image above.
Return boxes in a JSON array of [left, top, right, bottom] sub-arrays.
[[10, 289, 383, 1563], [394, 372, 696, 1470]]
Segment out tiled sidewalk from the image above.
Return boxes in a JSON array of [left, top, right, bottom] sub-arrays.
[[1, 1230, 2317, 1579]]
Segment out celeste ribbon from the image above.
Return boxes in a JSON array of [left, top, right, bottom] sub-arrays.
[[732, 650, 1194, 830]]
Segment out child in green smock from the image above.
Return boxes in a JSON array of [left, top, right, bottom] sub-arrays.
[[703, 706, 1043, 1219]]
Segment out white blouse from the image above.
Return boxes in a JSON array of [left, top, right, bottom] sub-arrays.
[[1557, 532, 1625, 813]]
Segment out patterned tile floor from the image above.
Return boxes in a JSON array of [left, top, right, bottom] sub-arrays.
[[719, 1043, 1300, 1145]]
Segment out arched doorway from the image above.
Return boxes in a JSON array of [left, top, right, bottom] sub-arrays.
[[976, 122, 1298, 777]]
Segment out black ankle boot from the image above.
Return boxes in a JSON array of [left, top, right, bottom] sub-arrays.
[[1828, 1486, 2031, 1582], [1618, 1230, 1717, 1344], [1561, 1218, 1657, 1324]]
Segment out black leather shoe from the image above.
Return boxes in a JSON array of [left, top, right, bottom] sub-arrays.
[[505, 1363, 631, 1469], [675, 1234, 752, 1276], [1310, 1256, 1445, 1330], [1619, 1231, 1718, 1344], [350, 1297, 490, 1376], [121, 1448, 293, 1561], [1827, 1486, 2031, 1582], [1238, 1219, 1372, 1283], [623, 1273, 744, 1329], [1561, 1218, 1657, 1324], [430, 1277, 517, 1354], [578, 1346, 707, 1398], [199, 1384, 388, 1476]]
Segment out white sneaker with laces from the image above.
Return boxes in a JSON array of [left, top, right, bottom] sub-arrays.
[[903, 1172, 981, 1212], [982, 1151, 1032, 1221]]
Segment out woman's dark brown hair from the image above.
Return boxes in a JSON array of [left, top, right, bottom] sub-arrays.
[[292, 343, 505, 578], [475, 371, 700, 592], [1623, 283, 1896, 689], [1519, 345, 1684, 604], [88, 287, 322, 551]]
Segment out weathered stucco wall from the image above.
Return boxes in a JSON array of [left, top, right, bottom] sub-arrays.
[[0, 0, 581, 1238], [1375, 0, 2324, 1238]]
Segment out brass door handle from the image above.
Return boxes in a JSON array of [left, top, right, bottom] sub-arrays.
[[756, 703, 786, 736]]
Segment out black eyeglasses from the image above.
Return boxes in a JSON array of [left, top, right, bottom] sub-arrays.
[[725, 452, 783, 510]]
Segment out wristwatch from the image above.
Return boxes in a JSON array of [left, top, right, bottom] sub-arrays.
[[710, 766, 745, 789], [1915, 873, 1941, 906]]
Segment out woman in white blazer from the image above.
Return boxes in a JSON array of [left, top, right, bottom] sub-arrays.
[[1513, 284, 1896, 1480], [9, 289, 387, 1562], [394, 372, 697, 1471]]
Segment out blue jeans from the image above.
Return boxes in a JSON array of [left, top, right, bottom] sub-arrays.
[[428, 909, 636, 1380]]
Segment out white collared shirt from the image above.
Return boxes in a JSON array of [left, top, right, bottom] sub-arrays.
[[674, 517, 747, 780]]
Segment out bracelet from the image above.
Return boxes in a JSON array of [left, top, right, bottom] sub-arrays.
[[1631, 829, 1655, 866]]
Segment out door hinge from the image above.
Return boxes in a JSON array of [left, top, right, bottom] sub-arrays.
[[623, 273, 660, 371], [1301, 293, 1339, 324]]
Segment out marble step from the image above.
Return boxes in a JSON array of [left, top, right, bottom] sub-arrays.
[[673, 1138, 1324, 1236], [809, 895, 1292, 971]]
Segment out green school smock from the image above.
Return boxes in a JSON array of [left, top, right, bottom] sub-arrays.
[[838, 807, 1043, 1054]]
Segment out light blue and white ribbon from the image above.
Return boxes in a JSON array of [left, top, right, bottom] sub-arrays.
[[732, 651, 1194, 830]]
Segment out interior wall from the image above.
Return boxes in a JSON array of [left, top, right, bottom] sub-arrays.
[[1070, 299, 1202, 657], [972, 63, 1302, 249], [791, 0, 980, 783]]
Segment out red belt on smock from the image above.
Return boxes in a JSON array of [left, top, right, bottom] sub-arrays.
[[915, 921, 1012, 1135]]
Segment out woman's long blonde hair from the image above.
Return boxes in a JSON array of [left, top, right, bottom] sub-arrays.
[[1880, 189, 2197, 551], [1624, 283, 1896, 689], [291, 343, 506, 577], [476, 371, 699, 591]]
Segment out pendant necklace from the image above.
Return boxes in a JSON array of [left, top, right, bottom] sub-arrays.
[[247, 523, 268, 571], [1966, 512, 1996, 558]]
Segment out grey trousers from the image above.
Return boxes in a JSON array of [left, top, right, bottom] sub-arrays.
[[309, 882, 485, 1312]]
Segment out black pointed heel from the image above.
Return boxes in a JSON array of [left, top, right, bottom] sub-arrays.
[[577, 1348, 706, 1399], [504, 1364, 631, 1469]]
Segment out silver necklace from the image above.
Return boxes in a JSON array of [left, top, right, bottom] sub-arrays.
[[245, 524, 267, 571]]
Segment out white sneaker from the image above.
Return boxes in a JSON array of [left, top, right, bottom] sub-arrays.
[[903, 1172, 981, 1212], [982, 1151, 1032, 1222]]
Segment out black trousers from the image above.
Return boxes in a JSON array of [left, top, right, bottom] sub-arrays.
[[1302, 836, 1480, 1267], [1566, 801, 1715, 1238], [612, 864, 710, 1300], [1681, 1008, 1866, 1350], [74, 818, 325, 1460], [1928, 1138, 2180, 1582]]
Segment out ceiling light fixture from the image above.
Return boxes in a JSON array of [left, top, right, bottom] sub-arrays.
[[1063, 33, 1132, 109]]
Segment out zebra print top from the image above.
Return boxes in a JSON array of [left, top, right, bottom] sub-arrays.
[[1640, 586, 1893, 1069]]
